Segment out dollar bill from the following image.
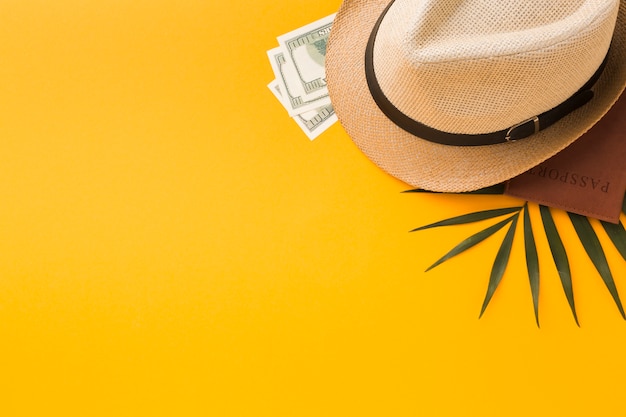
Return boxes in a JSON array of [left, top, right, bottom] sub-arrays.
[[267, 47, 331, 117], [277, 13, 335, 99], [266, 13, 337, 139], [268, 80, 337, 140]]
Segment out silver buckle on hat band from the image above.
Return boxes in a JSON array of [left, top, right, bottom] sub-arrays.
[[505, 116, 540, 142]]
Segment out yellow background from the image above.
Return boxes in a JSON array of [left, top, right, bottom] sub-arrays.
[[1, 1, 625, 415]]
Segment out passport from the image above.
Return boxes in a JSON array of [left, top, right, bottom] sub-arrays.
[[506, 93, 626, 224]]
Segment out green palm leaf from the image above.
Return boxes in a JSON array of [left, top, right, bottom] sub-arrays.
[[540, 205, 579, 326], [601, 220, 626, 261], [523, 204, 540, 327], [410, 192, 626, 322], [569, 213, 626, 319], [480, 212, 520, 318], [411, 206, 523, 232], [425, 214, 518, 272]]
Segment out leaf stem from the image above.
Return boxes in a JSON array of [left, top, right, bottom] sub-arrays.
[[425, 213, 519, 272], [523, 204, 540, 327], [540, 206, 579, 326], [480, 212, 521, 318], [569, 213, 626, 320]]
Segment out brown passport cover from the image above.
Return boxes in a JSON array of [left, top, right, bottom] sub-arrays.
[[505, 93, 626, 224]]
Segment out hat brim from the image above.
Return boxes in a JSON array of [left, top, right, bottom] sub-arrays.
[[326, 0, 626, 192]]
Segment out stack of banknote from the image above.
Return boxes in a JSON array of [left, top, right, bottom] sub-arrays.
[[267, 14, 337, 140]]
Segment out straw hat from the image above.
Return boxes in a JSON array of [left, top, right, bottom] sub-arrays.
[[326, 0, 626, 192]]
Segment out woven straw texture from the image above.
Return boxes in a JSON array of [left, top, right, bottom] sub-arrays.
[[326, 0, 626, 192]]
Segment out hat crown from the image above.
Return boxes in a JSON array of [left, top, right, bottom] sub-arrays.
[[409, 0, 615, 63], [373, 0, 619, 134]]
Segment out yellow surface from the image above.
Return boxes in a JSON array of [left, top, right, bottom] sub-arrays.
[[1, 1, 625, 416]]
